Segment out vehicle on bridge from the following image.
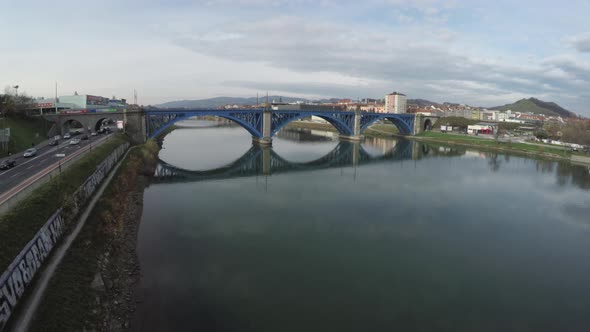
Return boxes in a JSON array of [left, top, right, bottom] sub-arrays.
[[69, 138, 81, 145], [23, 148, 37, 158], [63, 133, 71, 139], [49, 140, 59, 146], [0, 159, 16, 170]]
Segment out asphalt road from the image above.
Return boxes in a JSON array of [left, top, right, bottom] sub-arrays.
[[0, 133, 112, 195]]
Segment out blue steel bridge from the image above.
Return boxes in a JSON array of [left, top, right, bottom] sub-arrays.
[[153, 140, 414, 184], [145, 108, 417, 144]]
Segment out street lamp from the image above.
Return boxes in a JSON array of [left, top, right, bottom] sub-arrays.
[[13, 85, 19, 97]]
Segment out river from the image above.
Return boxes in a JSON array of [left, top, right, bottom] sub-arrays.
[[133, 121, 590, 332]]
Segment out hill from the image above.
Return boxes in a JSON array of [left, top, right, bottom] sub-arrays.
[[490, 98, 576, 118], [408, 99, 440, 107]]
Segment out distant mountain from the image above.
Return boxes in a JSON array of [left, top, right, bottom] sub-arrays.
[[156, 96, 311, 108], [490, 98, 576, 118]]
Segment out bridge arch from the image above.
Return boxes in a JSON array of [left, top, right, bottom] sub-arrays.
[[360, 114, 414, 135], [147, 112, 264, 139], [423, 118, 433, 131], [270, 113, 354, 137], [62, 118, 87, 135]]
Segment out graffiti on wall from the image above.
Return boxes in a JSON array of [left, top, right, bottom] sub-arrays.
[[0, 142, 129, 331], [0, 210, 64, 330]]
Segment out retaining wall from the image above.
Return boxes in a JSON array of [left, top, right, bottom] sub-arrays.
[[0, 142, 130, 331]]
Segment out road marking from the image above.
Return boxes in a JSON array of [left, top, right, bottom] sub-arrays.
[[26, 165, 34, 170], [10, 172, 20, 178]]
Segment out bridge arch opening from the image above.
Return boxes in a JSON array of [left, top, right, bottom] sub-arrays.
[[424, 119, 433, 131], [360, 115, 414, 135], [271, 114, 354, 137], [94, 118, 116, 133], [63, 119, 85, 135]]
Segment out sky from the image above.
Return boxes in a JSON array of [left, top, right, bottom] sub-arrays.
[[2, 0, 590, 116]]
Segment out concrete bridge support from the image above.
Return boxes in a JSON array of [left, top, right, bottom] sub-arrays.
[[252, 110, 273, 146], [339, 110, 363, 142]]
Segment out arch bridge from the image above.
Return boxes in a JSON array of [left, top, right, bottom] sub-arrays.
[[145, 108, 418, 145]]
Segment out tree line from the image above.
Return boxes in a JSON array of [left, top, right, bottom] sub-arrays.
[[0, 86, 34, 117]]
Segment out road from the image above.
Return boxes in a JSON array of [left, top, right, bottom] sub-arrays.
[[0, 133, 112, 195]]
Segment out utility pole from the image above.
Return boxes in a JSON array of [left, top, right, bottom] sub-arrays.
[[55, 82, 58, 114]]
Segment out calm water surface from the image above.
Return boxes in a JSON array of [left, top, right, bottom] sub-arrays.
[[134, 122, 590, 332]]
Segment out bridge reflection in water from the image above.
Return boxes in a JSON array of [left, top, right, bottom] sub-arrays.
[[153, 139, 416, 183]]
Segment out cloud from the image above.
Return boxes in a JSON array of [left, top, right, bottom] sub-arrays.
[[566, 34, 590, 52], [172, 15, 590, 113]]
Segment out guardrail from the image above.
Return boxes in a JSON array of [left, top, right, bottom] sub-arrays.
[[0, 142, 130, 331]]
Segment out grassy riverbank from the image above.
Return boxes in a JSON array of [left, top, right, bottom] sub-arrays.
[[30, 139, 160, 331], [414, 131, 572, 159], [0, 134, 129, 272], [285, 120, 579, 161]]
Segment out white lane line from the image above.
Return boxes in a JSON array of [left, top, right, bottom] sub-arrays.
[[10, 172, 20, 178], [26, 164, 35, 170]]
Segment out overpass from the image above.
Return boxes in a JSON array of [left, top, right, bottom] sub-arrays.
[[153, 139, 414, 183]]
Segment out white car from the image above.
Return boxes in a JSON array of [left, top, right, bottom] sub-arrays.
[[69, 138, 81, 145], [63, 133, 71, 139], [23, 148, 37, 158], [91, 132, 97, 136]]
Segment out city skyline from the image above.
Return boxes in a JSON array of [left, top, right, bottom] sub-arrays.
[[2, 0, 590, 116]]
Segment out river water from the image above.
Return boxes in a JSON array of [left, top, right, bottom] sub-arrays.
[[134, 121, 590, 332]]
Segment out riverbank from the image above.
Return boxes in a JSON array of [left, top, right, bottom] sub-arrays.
[[413, 131, 575, 161], [29, 139, 160, 331], [286, 121, 584, 162]]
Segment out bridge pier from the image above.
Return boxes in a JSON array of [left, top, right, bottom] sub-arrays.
[[338, 110, 363, 141], [252, 110, 273, 146]]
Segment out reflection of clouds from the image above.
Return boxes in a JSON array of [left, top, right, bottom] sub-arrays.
[[160, 127, 252, 170]]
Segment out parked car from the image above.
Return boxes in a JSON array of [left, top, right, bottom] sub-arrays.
[[0, 160, 16, 170], [23, 148, 37, 158], [63, 133, 71, 139], [69, 138, 81, 145], [91, 132, 97, 136], [81, 135, 89, 140], [49, 140, 59, 146]]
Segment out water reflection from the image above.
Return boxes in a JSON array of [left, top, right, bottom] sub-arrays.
[[153, 140, 414, 183]]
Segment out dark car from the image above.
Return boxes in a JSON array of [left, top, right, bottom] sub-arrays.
[[81, 135, 89, 140], [0, 160, 16, 170], [49, 140, 59, 146]]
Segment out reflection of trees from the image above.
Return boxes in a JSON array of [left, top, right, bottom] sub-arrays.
[[535, 160, 555, 174], [487, 153, 501, 172], [556, 162, 590, 190]]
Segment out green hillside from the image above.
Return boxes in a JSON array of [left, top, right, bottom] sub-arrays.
[[0, 115, 51, 156], [491, 98, 576, 118]]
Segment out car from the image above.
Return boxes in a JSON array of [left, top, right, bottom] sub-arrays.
[[63, 133, 71, 139], [49, 140, 59, 146], [23, 148, 37, 158], [81, 135, 89, 140], [69, 138, 81, 145], [91, 132, 97, 136], [0, 160, 16, 170]]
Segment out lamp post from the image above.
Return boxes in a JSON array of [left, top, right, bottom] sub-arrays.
[[13, 85, 19, 97]]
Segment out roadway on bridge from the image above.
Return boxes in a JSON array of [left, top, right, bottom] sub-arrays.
[[0, 133, 113, 196]]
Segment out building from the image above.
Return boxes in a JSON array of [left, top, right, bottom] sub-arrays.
[[384, 92, 407, 114], [467, 122, 498, 135]]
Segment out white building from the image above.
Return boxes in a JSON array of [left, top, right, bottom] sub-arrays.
[[384, 92, 407, 114]]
